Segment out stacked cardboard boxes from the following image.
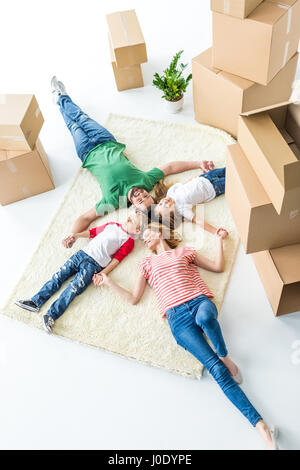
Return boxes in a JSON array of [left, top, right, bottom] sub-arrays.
[[226, 102, 300, 316], [0, 94, 54, 205], [193, 0, 300, 138], [192, 1, 300, 316], [106, 10, 148, 91]]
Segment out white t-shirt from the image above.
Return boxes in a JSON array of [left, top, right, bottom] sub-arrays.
[[83, 222, 134, 267], [167, 176, 216, 221]]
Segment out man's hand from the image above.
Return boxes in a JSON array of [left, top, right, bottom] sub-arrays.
[[216, 227, 228, 239], [62, 233, 77, 248], [200, 160, 214, 173], [93, 273, 110, 287]]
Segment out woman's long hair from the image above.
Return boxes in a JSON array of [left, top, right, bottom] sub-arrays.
[[146, 222, 182, 251]]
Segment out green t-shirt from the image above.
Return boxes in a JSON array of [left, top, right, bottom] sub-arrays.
[[82, 141, 164, 216]]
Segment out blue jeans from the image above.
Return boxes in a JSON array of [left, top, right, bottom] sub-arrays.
[[58, 95, 116, 162], [32, 250, 102, 320], [166, 295, 262, 427], [201, 167, 226, 197]]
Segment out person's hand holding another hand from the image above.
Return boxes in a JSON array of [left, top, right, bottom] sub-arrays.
[[216, 227, 228, 239], [62, 233, 77, 248], [200, 160, 215, 173], [93, 273, 110, 287]]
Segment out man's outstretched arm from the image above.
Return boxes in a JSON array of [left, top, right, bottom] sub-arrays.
[[72, 206, 98, 233], [158, 160, 214, 176]]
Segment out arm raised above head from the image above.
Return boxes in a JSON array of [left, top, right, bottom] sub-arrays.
[[158, 160, 214, 176]]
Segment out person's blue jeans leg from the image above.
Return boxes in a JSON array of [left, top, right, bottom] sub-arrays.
[[192, 295, 228, 357], [58, 95, 116, 162], [201, 167, 226, 197], [166, 298, 262, 427], [31, 251, 102, 320], [47, 256, 101, 320], [32, 253, 78, 307]]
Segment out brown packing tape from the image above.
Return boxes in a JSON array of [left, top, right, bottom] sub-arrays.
[[119, 12, 139, 64], [120, 12, 134, 45], [127, 73, 135, 88], [223, 0, 231, 14]]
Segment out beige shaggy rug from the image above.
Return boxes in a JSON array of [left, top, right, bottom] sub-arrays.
[[1, 114, 238, 378]]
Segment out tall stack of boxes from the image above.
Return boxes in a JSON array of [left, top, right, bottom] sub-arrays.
[[192, 0, 300, 316], [0, 94, 54, 205], [106, 10, 148, 91]]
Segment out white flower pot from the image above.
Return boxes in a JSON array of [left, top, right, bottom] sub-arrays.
[[164, 95, 184, 113]]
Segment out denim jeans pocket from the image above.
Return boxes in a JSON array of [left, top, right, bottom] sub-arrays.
[[166, 308, 176, 322]]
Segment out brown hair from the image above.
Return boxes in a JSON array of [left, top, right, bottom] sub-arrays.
[[146, 222, 182, 251], [152, 180, 181, 230], [153, 180, 170, 203]]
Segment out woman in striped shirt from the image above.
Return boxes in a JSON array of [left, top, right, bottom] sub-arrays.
[[93, 223, 278, 450]]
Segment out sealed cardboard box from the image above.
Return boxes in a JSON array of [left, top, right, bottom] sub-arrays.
[[0, 138, 54, 205], [211, 0, 263, 18], [0, 94, 44, 151], [192, 48, 298, 138], [212, 0, 300, 85], [252, 244, 300, 316], [106, 10, 147, 68], [238, 101, 300, 215], [109, 36, 144, 91], [111, 63, 144, 91], [226, 143, 300, 253]]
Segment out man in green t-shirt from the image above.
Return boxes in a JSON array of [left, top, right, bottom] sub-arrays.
[[51, 77, 214, 247]]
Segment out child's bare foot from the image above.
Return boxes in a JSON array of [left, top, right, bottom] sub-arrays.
[[220, 355, 239, 377], [256, 421, 278, 450]]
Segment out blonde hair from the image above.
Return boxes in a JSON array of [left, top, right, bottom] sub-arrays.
[[146, 222, 182, 251]]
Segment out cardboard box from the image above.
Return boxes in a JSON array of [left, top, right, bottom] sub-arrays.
[[106, 10, 147, 68], [211, 0, 263, 18], [252, 244, 300, 316], [111, 63, 144, 91], [0, 94, 44, 151], [108, 36, 144, 91], [286, 103, 300, 148], [238, 101, 300, 215], [0, 138, 54, 205], [212, 0, 300, 85], [226, 143, 300, 253], [192, 48, 298, 138]]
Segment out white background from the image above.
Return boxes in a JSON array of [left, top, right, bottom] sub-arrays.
[[0, 0, 300, 450]]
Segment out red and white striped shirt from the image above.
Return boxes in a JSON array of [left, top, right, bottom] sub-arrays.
[[138, 246, 213, 317]]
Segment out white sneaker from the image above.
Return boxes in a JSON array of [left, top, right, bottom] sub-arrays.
[[51, 76, 67, 104], [270, 425, 279, 450]]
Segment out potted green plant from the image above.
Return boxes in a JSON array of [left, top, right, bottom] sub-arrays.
[[153, 50, 192, 113]]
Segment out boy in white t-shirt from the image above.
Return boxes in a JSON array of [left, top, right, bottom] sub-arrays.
[[155, 167, 227, 236], [15, 212, 143, 334]]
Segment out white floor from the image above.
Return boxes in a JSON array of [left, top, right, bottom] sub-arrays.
[[0, 0, 300, 451]]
